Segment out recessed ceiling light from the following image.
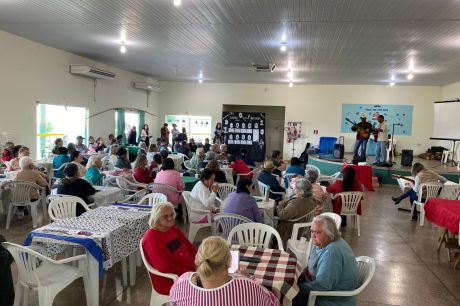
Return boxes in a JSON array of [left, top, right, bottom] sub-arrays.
[[289, 82, 293, 88], [280, 44, 287, 52], [391, 74, 395, 81], [120, 45, 126, 54], [287, 70, 293, 79], [281, 34, 287, 42], [407, 73, 414, 80], [198, 79, 203, 83], [409, 58, 415, 71], [173, 0, 181, 6], [120, 30, 126, 42], [199, 72, 203, 78], [389, 82, 395, 86]]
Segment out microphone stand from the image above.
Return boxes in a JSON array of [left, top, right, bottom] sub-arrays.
[[390, 123, 399, 164]]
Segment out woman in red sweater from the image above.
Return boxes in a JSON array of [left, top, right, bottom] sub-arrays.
[[142, 202, 197, 295], [133, 154, 156, 184], [326, 166, 363, 227]]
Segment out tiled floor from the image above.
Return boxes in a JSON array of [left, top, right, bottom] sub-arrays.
[[1, 185, 460, 305]]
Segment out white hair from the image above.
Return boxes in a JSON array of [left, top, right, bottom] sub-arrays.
[[86, 155, 101, 169], [295, 178, 313, 197], [139, 141, 147, 149], [313, 215, 341, 241], [19, 156, 33, 170], [148, 202, 176, 228]]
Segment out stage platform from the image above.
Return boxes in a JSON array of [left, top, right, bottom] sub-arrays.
[[310, 154, 460, 186]]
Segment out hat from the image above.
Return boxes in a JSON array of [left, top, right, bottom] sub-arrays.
[[76, 135, 85, 139], [262, 160, 275, 171], [360, 114, 367, 119]]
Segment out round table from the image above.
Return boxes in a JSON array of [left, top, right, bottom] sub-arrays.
[[182, 176, 199, 191]]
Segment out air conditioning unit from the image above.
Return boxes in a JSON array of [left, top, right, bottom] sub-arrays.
[[69, 65, 116, 80], [252, 63, 276, 72], [133, 82, 164, 92]]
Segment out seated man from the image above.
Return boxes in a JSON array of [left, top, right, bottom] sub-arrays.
[[293, 215, 358, 306], [257, 160, 285, 201]]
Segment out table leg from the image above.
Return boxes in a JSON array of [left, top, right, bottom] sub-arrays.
[[129, 252, 136, 286], [87, 252, 100, 306], [437, 229, 448, 251]]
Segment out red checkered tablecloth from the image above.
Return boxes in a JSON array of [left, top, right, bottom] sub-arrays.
[[232, 245, 301, 306]]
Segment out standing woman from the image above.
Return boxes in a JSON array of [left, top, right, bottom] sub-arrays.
[[141, 124, 150, 146], [213, 122, 225, 145]]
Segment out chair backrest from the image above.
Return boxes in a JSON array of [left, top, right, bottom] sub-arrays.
[[48, 196, 90, 221], [116, 176, 137, 193], [257, 180, 269, 199], [217, 183, 236, 201], [148, 182, 180, 195], [334, 192, 363, 215], [139, 238, 178, 292], [355, 256, 376, 293], [289, 209, 316, 223], [2, 242, 52, 287], [418, 183, 443, 203], [320, 212, 342, 229], [123, 189, 148, 203], [305, 165, 321, 175], [138, 193, 168, 206], [91, 176, 106, 187], [214, 213, 253, 241], [439, 184, 460, 200], [227, 223, 284, 251], [283, 173, 297, 189], [183, 159, 191, 170], [2, 181, 39, 204]]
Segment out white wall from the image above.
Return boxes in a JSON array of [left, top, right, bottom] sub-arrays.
[[441, 81, 460, 159], [0, 30, 160, 157], [159, 81, 441, 158]]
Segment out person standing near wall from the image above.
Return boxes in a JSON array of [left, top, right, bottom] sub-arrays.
[[374, 115, 388, 165]]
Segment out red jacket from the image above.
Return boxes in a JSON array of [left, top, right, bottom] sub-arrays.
[[133, 167, 154, 184], [142, 226, 196, 295], [326, 180, 363, 215], [229, 159, 253, 179]]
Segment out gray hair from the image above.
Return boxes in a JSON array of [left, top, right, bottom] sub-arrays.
[[86, 155, 101, 169], [306, 169, 319, 184], [148, 202, 176, 228], [205, 151, 216, 161], [295, 178, 313, 197], [19, 156, 33, 170], [139, 141, 147, 150], [313, 215, 341, 241]]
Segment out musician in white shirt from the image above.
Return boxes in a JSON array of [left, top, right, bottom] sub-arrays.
[[374, 115, 389, 164]]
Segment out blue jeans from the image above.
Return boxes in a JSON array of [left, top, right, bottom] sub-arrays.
[[375, 141, 388, 163], [353, 139, 368, 159]]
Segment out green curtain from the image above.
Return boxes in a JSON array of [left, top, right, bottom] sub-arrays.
[[138, 110, 145, 143], [115, 108, 126, 144]]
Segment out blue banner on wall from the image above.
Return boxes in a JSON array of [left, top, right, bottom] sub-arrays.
[[341, 104, 413, 136]]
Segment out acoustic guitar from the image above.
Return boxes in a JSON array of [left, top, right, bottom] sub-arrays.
[[345, 118, 375, 140], [391, 174, 415, 184]]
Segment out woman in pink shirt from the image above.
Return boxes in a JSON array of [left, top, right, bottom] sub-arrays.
[[153, 158, 185, 205]]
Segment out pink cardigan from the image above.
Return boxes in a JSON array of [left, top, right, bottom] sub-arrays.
[[153, 170, 185, 205]]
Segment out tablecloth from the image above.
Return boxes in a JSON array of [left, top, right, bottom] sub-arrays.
[[91, 186, 125, 207], [341, 163, 374, 191], [182, 176, 199, 191], [424, 198, 460, 234], [231, 245, 301, 306]]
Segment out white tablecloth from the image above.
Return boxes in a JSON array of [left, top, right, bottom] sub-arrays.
[[91, 186, 124, 207], [255, 196, 276, 226]]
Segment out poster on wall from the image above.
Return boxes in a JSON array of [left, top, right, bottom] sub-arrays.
[[341, 104, 413, 135], [222, 112, 266, 162]]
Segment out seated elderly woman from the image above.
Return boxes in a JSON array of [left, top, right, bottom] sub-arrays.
[[51, 138, 63, 155], [199, 151, 216, 169], [257, 160, 285, 202], [95, 137, 106, 153], [190, 168, 219, 222], [114, 147, 131, 169], [223, 178, 262, 222], [146, 143, 158, 162], [137, 141, 147, 155], [142, 202, 196, 296], [276, 178, 322, 243], [84, 155, 104, 185], [7, 146, 30, 172], [286, 157, 305, 178], [170, 236, 280, 306], [53, 146, 71, 178], [133, 154, 155, 184], [306, 169, 327, 202], [70, 151, 86, 177], [154, 158, 185, 205], [292, 215, 358, 306], [57, 163, 96, 215], [218, 144, 228, 159], [14, 157, 49, 220], [188, 147, 205, 175], [205, 160, 227, 184], [66, 143, 76, 156], [108, 144, 119, 165]]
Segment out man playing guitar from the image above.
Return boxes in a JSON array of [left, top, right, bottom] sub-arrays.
[[374, 115, 389, 164], [350, 114, 374, 161]]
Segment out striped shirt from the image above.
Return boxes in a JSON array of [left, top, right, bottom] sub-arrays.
[[170, 272, 280, 306]]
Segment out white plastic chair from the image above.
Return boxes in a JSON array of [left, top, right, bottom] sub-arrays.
[[305, 165, 321, 175], [307, 256, 376, 306], [48, 196, 91, 221], [2, 181, 47, 229], [123, 189, 148, 203], [227, 223, 284, 251], [183, 159, 192, 170], [333, 192, 363, 236], [412, 183, 443, 226], [257, 180, 285, 201], [116, 176, 145, 196], [182, 191, 212, 243], [2, 242, 90, 306], [235, 170, 253, 184], [149, 183, 187, 223], [137, 193, 168, 206], [139, 238, 178, 306], [286, 212, 341, 269], [214, 213, 253, 241], [217, 183, 236, 201]]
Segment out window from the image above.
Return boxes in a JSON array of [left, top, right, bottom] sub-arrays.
[[165, 115, 212, 143], [36, 104, 87, 159], [124, 111, 140, 139]]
